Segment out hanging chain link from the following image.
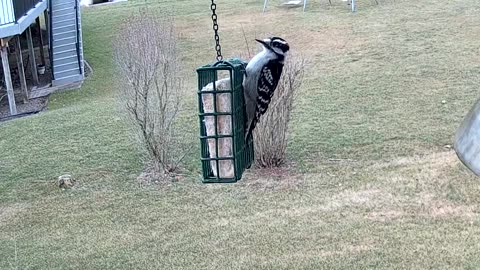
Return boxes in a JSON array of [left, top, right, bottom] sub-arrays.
[[210, 0, 223, 61]]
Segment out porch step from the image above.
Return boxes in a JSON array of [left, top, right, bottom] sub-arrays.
[[52, 24, 76, 33], [49, 0, 84, 85], [55, 67, 81, 78], [52, 1, 76, 9], [52, 18, 77, 28], [52, 74, 84, 87], [52, 30, 77, 40], [53, 48, 77, 59], [53, 42, 77, 52], [53, 55, 78, 66], [52, 36, 78, 47]]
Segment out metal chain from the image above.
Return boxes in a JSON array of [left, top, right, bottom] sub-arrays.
[[210, 0, 223, 61]]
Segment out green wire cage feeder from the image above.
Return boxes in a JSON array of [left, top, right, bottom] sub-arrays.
[[197, 59, 254, 183]]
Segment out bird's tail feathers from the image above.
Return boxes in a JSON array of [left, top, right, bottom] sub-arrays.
[[244, 119, 257, 142]]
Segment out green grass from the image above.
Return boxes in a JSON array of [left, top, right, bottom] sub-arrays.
[[2, 0, 480, 268]]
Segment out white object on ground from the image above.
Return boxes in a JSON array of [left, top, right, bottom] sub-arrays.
[[282, 0, 302, 7], [80, 0, 92, 6]]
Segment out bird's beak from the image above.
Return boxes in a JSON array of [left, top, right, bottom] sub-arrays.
[[255, 38, 269, 47]]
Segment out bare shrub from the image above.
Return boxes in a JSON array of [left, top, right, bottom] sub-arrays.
[[254, 54, 307, 168], [114, 13, 187, 175]]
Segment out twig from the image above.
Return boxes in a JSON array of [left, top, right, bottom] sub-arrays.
[[0, 93, 7, 103], [240, 23, 251, 59], [13, 230, 18, 270], [328, 158, 357, 162], [31, 180, 53, 183], [176, 144, 195, 164]]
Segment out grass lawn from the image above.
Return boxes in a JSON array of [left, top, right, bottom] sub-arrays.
[[2, 0, 480, 268]]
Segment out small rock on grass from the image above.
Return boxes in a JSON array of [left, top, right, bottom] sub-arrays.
[[58, 175, 75, 189]]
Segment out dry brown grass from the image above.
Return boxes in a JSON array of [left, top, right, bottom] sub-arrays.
[[239, 150, 477, 223], [0, 204, 26, 225], [240, 167, 304, 191]]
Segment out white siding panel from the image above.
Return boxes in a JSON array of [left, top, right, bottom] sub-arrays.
[[0, 0, 14, 25]]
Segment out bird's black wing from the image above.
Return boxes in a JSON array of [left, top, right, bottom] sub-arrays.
[[245, 60, 284, 139]]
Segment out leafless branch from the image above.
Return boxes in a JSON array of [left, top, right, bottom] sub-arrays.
[[253, 54, 308, 168], [114, 12, 187, 175]]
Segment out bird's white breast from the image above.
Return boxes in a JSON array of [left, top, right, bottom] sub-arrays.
[[243, 48, 276, 100]]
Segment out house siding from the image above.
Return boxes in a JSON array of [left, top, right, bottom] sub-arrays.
[[0, 0, 15, 26]]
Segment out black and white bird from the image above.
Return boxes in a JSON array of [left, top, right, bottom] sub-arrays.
[[243, 37, 290, 140]]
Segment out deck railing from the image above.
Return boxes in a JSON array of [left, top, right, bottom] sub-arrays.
[[14, 0, 42, 21], [49, 0, 54, 79], [0, 0, 42, 26], [75, 0, 82, 75]]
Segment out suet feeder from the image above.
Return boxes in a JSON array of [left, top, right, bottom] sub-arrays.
[[197, 59, 254, 183]]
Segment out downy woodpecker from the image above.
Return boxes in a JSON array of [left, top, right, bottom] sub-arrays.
[[243, 37, 290, 140]]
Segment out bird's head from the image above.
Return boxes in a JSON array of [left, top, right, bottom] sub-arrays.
[[255, 37, 290, 56]]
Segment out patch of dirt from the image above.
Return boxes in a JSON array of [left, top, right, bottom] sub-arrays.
[[323, 189, 393, 211], [365, 150, 478, 222], [368, 200, 478, 223], [0, 40, 53, 121], [0, 96, 48, 121], [368, 150, 458, 171], [426, 202, 477, 220], [281, 242, 376, 260], [272, 150, 474, 223], [320, 244, 375, 257], [367, 210, 405, 222], [136, 164, 184, 186], [240, 166, 303, 191], [371, 151, 461, 194], [0, 204, 27, 225], [220, 11, 356, 51]]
